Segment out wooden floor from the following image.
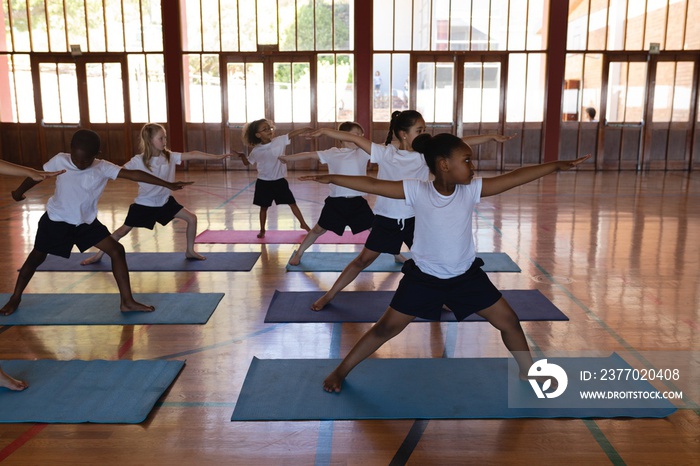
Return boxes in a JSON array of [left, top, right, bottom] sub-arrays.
[[0, 167, 698, 465]]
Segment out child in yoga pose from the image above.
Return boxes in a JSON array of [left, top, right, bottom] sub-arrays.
[[301, 133, 589, 392]]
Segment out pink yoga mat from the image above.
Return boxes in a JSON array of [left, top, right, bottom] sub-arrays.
[[195, 229, 370, 244]]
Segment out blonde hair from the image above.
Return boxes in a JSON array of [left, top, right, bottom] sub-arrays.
[[140, 123, 170, 171]]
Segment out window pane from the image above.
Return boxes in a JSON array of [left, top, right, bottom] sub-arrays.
[[471, 0, 489, 51], [291, 62, 310, 122], [202, 54, 221, 122], [7, 0, 29, 51], [582, 53, 603, 121], [448, 0, 470, 51], [392, 54, 409, 113], [87, 63, 124, 123], [315, 0, 331, 50], [413, 0, 431, 50], [295, 1, 314, 51], [124, 0, 144, 51], [185, 55, 204, 122], [686, 0, 700, 49], [433, 0, 449, 50], [245, 62, 265, 121], [183, 0, 202, 51], [372, 54, 390, 121], [66, 1, 88, 52], [671, 62, 693, 122], [506, 54, 526, 121], [47, 0, 67, 52], [334, 0, 351, 50], [0, 54, 35, 123], [129, 55, 149, 122], [317, 54, 337, 122], [588, 0, 608, 50], [653, 61, 693, 122], [374, 0, 393, 50], [30, 1, 49, 52], [564, 53, 584, 120], [40, 62, 79, 124], [416, 61, 453, 122], [508, 0, 527, 50], [606, 61, 647, 122], [227, 63, 246, 123], [273, 63, 292, 122], [644, 0, 668, 50], [464, 62, 500, 123], [239, 1, 256, 51], [490, 0, 508, 50], [227, 62, 265, 123], [525, 54, 545, 121], [146, 54, 166, 122], [258, 0, 278, 46], [526, 0, 546, 50], [567, 0, 589, 50], [86, 1, 106, 52], [142, 0, 164, 52], [221, 0, 240, 51], [105, 0, 125, 51], [625, 0, 644, 50], [665, 0, 686, 50]]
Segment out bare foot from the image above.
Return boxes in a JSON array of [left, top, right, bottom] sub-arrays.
[[186, 251, 206, 260], [394, 253, 407, 263], [311, 293, 332, 311], [0, 368, 28, 391], [120, 300, 156, 313], [80, 255, 102, 265], [257, 230, 266, 238], [0, 297, 21, 316], [323, 370, 345, 393], [288, 250, 302, 266]]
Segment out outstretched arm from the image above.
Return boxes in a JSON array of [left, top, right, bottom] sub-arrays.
[[287, 126, 313, 139], [462, 133, 516, 146], [279, 151, 320, 164], [11, 177, 42, 201], [481, 154, 590, 197], [181, 151, 234, 162], [307, 128, 372, 154], [0, 160, 65, 180], [117, 168, 194, 191], [300, 174, 405, 199]]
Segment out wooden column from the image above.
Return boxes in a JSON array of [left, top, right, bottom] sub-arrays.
[[161, 4, 185, 152], [543, 0, 569, 162]]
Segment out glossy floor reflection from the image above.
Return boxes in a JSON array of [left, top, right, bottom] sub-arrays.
[[0, 168, 697, 465]]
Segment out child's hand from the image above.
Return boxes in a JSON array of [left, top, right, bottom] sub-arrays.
[[299, 175, 331, 184], [494, 134, 517, 143], [11, 190, 25, 201], [306, 128, 328, 138], [557, 154, 591, 171], [169, 181, 195, 190], [30, 169, 65, 181]]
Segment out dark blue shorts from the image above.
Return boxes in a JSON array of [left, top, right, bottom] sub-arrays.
[[253, 178, 296, 207], [390, 258, 503, 321], [34, 212, 111, 258], [317, 196, 374, 236], [364, 215, 415, 255], [124, 196, 183, 229]]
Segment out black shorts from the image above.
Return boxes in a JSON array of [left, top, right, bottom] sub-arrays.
[[390, 258, 503, 321], [253, 178, 296, 207], [364, 215, 415, 255], [124, 196, 183, 229], [317, 196, 375, 236], [34, 212, 112, 258]]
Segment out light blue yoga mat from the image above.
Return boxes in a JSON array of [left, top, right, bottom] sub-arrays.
[[286, 252, 521, 273], [231, 355, 677, 421], [35, 252, 260, 272], [0, 293, 224, 325], [0, 359, 184, 423], [264, 290, 568, 322]]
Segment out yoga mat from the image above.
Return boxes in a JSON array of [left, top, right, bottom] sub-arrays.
[[195, 229, 370, 244], [0, 359, 184, 423], [231, 356, 677, 420], [34, 252, 260, 272], [286, 252, 521, 273], [264, 290, 567, 323], [0, 293, 224, 325]]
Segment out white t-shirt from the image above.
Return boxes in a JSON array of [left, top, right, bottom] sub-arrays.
[[248, 134, 289, 180], [43, 152, 121, 225], [370, 143, 429, 219], [403, 178, 483, 279], [124, 152, 182, 207], [317, 147, 370, 197]]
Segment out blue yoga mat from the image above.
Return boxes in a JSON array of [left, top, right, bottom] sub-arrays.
[[0, 359, 184, 423], [35, 252, 260, 272], [231, 355, 677, 421], [0, 293, 224, 325], [286, 252, 521, 272], [264, 290, 567, 322]]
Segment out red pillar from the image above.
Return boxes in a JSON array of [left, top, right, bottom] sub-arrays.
[[161, 4, 185, 152], [543, 0, 568, 162], [354, 0, 372, 137]]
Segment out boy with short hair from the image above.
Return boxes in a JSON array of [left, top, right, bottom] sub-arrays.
[[1, 129, 191, 316]]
